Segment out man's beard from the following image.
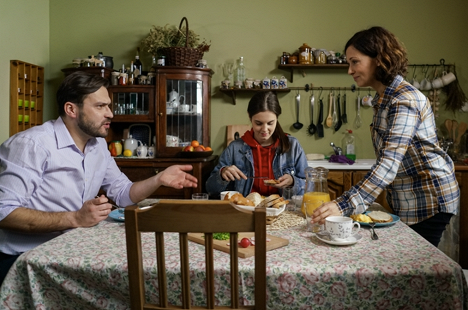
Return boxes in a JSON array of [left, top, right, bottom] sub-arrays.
[[77, 112, 109, 138]]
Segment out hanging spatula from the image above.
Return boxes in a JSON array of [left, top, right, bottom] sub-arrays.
[[334, 93, 342, 132], [317, 98, 324, 138], [342, 93, 347, 123]]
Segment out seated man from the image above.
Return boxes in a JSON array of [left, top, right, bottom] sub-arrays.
[[0, 71, 197, 285]]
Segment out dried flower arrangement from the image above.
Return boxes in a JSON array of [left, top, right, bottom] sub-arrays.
[[141, 24, 210, 57]]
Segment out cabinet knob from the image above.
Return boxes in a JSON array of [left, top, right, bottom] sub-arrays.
[[159, 112, 163, 116], [154, 169, 159, 175]]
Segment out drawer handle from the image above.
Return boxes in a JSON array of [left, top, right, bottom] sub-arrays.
[[154, 169, 159, 175]]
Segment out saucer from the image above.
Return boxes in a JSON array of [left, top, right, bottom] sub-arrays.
[[109, 209, 125, 222], [315, 231, 362, 246]]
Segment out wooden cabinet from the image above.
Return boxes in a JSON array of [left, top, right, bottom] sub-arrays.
[[327, 169, 390, 212], [154, 66, 213, 157], [116, 156, 217, 199], [62, 66, 217, 199], [9, 60, 44, 136]]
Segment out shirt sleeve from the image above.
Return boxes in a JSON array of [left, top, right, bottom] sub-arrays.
[[336, 97, 418, 215]]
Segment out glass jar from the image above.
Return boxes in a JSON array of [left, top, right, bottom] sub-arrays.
[[108, 141, 122, 156], [157, 56, 165, 66], [298, 43, 312, 64], [301, 167, 331, 215]]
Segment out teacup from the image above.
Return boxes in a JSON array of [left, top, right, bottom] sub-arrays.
[[221, 80, 230, 89], [178, 104, 191, 113], [432, 77, 444, 89], [410, 78, 420, 89], [420, 78, 432, 91], [325, 216, 360, 241], [244, 78, 254, 89], [441, 71, 456, 85], [361, 95, 373, 107]]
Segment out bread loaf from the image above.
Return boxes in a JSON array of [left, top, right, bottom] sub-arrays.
[[367, 211, 392, 223], [246, 192, 263, 206]]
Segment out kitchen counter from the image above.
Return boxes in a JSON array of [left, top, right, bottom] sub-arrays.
[[308, 158, 376, 170]]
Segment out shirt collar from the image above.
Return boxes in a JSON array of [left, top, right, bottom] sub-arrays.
[[54, 117, 99, 151]]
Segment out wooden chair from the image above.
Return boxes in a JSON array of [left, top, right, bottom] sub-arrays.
[[125, 200, 267, 310]]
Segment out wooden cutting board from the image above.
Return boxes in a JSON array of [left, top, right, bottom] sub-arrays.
[[188, 232, 289, 258]]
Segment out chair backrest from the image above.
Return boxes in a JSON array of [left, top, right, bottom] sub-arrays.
[[125, 200, 267, 310]]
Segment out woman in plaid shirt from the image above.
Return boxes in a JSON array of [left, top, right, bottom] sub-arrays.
[[313, 26, 459, 247]]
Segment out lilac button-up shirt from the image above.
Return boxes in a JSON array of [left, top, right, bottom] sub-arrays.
[[0, 117, 133, 254]]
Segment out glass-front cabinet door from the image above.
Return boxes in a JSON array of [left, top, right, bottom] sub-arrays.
[[155, 67, 213, 157]]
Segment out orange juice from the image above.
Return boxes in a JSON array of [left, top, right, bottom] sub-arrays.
[[301, 192, 330, 215]]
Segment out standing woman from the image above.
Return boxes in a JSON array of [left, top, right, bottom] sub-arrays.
[[206, 91, 308, 198], [313, 26, 459, 247]]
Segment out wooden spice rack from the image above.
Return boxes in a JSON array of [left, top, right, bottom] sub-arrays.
[[9, 60, 44, 136]]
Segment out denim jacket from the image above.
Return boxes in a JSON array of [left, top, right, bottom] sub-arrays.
[[206, 135, 308, 197]]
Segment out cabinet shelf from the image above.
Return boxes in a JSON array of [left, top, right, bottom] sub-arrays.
[[10, 60, 44, 136], [278, 63, 349, 82], [220, 88, 291, 105]]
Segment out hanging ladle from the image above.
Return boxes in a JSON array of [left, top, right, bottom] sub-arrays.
[[307, 91, 317, 135], [293, 90, 304, 130]]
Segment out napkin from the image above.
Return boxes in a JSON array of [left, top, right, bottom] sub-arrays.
[[328, 155, 355, 165]]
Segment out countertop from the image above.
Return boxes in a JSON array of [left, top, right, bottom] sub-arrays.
[[307, 159, 376, 170], [309, 159, 468, 171]]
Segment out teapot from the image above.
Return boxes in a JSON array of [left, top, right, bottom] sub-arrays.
[[167, 89, 185, 109], [124, 135, 139, 156]]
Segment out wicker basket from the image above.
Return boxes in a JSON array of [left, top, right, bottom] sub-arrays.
[[162, 17, 203, 67]]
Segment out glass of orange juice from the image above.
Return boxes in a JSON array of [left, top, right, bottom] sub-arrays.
[[301, 191, 330, 215], [304, 200, 323, 233]]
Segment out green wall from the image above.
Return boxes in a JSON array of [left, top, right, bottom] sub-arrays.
[[0, 0, 50, 142], [3, 0, 468, 159]]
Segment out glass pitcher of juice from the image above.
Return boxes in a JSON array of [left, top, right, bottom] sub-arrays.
[[301, 167, 331, 215]]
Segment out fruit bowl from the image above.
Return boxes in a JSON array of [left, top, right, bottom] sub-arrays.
[[180, 150, 213, 158]]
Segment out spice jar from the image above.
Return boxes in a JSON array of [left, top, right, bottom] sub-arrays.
[[298, 43, 312, 64], [118, 73, 127, 85], [288, 55, 298, 64]]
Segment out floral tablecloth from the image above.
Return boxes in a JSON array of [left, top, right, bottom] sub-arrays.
[[1, 217, 467, 309]]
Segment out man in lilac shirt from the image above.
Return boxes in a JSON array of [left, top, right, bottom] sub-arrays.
[[0, 71, 197, 285]]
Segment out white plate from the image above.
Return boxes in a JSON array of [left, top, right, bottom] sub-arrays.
[[234, 204, 286, 216], [315, 231, 362, 246]]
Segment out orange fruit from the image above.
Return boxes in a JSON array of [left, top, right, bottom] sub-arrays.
[[191, 140, 199, 147], [205, 146, 212, 151]]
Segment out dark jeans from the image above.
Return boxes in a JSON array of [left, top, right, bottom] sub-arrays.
[[409, 212, 453, 247], [0, 252, 21, 287]]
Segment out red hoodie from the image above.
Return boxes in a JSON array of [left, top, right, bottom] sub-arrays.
[[241, 129, 279, 196]]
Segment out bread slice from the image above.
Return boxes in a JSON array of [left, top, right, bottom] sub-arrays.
[[257, 195, 282, 208], [367, 211, 393, 223], [246, 192, 263, 206], [271, 198, 288, 209], [264, 179, 280, 185]]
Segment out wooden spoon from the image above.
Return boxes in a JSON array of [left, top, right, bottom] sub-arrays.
[[456, 122, 468, 144], [452, 120, 458, 142], [326, 92, 333, 127], [445, 119, 453, 140]]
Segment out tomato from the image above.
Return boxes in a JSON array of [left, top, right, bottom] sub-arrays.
[[239, 238, 251, 248]]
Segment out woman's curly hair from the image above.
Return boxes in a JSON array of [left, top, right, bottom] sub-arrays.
[[345, 26, 408, 86]]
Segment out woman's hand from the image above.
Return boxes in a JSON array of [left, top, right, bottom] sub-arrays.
[[221, 165, 247, 181], [312, 201, 342, 224]]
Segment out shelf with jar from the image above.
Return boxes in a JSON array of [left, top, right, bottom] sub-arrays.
[[9, 60, 44, 136], [278, 64, 349, 82], [219, 88, 291, 105]]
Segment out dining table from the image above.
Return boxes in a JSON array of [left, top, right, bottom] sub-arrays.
[[1, 202, 467, 310]]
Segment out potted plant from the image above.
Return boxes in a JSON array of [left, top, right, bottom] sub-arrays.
[[141, 18, 210, 66]]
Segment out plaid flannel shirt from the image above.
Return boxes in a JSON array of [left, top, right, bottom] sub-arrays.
[[336, 75, 459, 225]]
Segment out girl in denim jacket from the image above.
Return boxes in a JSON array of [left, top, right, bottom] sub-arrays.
[[206, 91, 308, 198]]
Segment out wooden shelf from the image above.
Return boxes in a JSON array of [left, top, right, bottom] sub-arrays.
[[278, 64, 349, 82], [219, 88, 291, 105], [10, 60, 44, 136]]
